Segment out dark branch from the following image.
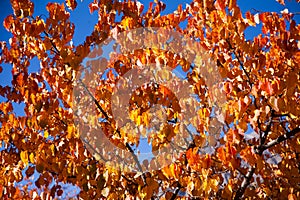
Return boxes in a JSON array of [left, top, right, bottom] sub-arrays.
[[78, 79, 146, 184], [121, 175, 138, 186], [236, 126, 300, 199], [170, 182, 182, 200], [234, 167, 255, 200], [78, 79, 110, 120], [260, 126, 300, 152], [226, 39, 252, 88], [43, 31, 60, 54]]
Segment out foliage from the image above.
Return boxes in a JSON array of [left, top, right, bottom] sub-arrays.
[[0, 0, 300, 199]]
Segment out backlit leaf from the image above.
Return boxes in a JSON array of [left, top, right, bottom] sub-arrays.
[[20, 151, 29, 166]]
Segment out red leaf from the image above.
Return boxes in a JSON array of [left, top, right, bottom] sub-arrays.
[[14, 73, 24, 87], [3, 15, 14, 30], [215, 0, 225, 11], [259, 79, 273, 95]]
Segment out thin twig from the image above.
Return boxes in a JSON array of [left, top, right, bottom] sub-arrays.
[[226, 39, 252, 88], [78, 78, 147, 184]]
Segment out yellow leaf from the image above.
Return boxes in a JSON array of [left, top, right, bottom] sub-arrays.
[[67, 124, 74, 138], [67, 162, 73, 174], [44, 130, 49, 138], [202, 179, 208, 191], [161, 166, 172, 179], [120, 16, 134, 30], [161, 69, 170, 80], [20, 151, 28, 166], [29, 153, 35, 164], [93, 153, 101, 161], [9, 113, 14, 123], [30, 93, 36, 104], [50, 144, 55, 156], [288, 113, 297, 120]]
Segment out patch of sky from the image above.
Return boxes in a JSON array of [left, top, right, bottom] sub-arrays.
[[99, 68, 119, 81], [0, 63, 13, 88], [28, 57, 41, 74], [172, 65, 191, 80], [68, 0, 99, 46], [12, 102, 26, 116], [15, 164, 80, 199], [136, 137, 154, 163], [98, 117, 108, 123], [179, 19, 188, 30], [0, 140, 6, 152]]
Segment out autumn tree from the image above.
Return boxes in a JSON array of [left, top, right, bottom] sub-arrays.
[[0, 0, 300, 199]]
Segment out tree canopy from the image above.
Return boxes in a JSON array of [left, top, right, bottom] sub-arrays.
[[0, 0, 300, 199]]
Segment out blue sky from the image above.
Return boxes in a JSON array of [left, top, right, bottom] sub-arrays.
[[0, 0, 299, 197], [0, 0, 299, 121], [0, 0, 299, 89], [1, 0, 299, 160]]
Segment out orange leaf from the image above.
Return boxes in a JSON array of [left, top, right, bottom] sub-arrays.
[[89, 3, 99, 13], [276, 0, 285, 5], [259, 79, 273, 95], [65, 0, 77, 10], [3, 15, 14, 30], [215, 0, 225, 11], [15, 73, 24, 87], [288, 194, 296, 200], [224, 82, 233, 94], [217, 147, 226, 162], [228, 0, 236, 9], [186, 147, 200, 165], [10, 0, 34, 18]]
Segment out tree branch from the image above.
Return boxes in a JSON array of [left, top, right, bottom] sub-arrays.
[[43, 31, 60, 54], [78, 79, 146, 184], [226, 39, 252, 88], [78, 79, 110, 120], [260, 126, 300, 152], [170, 182, 181, 200], [235, 126, 300, 199], [234, 167, 255, 200]]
